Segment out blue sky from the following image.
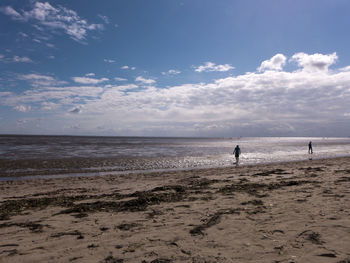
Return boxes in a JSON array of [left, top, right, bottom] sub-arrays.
[[1, 0, 350, 137]]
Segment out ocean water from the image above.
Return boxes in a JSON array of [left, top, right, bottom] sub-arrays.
[[1, 135, 350, 179]]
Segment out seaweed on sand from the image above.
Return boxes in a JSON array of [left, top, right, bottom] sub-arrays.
[[190, 213, 221, 235], [102, 254, 124, 263], [0, 221, 45, 233], [59, 181, 214, 217], [241, 199, 264, 206], [142, 259, 172, 263], [0, 195, 87, 220], [335, 176, 350, 183], [51, 230, 84, 239], [190, 208, 241, 236], [252, 169, 291, 177], [297, 230, 324, 245], [299, 167, 325, 172], [0, 184, 188, 220], [115, 223, 139, 231], [218, 180, 317, 196], [0, 179, 217, 220], [57, 188, 187, 216]]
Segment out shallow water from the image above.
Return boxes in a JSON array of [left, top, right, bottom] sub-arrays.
[[1, 135, 350, 180]]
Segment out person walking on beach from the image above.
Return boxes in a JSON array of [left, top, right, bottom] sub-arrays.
[[233, 145, 241, 165], [308, 141, 313, 154]]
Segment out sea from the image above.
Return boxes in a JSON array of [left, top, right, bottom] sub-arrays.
[[1, 135, 350, 180]]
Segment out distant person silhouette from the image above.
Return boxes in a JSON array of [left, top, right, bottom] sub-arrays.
[[308, 141, 313, 154], [233, 145, 241, 165]]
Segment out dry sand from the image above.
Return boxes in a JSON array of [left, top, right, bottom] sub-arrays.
[[1, 157, 350, 262]]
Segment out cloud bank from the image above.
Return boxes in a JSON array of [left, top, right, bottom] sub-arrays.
[[1, 52, 349, 136]]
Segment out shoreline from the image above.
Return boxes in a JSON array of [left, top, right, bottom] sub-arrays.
[[1, 155, 350, 181], [1, 157, 350, 262]]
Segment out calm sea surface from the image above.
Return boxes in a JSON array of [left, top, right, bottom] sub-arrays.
[[1, 135, 350, 179]]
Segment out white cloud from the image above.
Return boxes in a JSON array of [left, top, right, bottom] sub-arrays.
[[121, 65, 136, 70], [339, 65, 350, 72], [194, 62, 234, 72], [135, 76, 156, 85], [69, 105, 83, 114], [41, 101, 59, 111], [85, 73, 95, 77], [290, 52, 337, 72], [1, 2, 103, 42], [258, 53, 286, 72], [0, 6, 21, 19], [98, 14, 110, 24], [105, 84, 138, 91], [19, 74, 65, 87], [72, 77, 109, 85], [114, 77, 127, 81], [0, 92, 12, 97], [20, 74, 54, 81], [1, 85, 104, 110], [2, 52, 350, 136], [78, 52, 350, 136], [16, 119, 29, 125], [104, 59, 115, 63], [18, 32, 28, 38], [14, 105, 31, 112], [87, 24, 104, 30], [13, 55, 32, 63], [168, 69, 181, 75], [0, 54, 33, 63], [162, 69, 181, 75]]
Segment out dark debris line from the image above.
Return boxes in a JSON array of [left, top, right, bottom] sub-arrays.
[[0, 178, 318, 221]]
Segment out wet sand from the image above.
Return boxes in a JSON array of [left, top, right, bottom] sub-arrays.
[[1, 157, 350, 262]]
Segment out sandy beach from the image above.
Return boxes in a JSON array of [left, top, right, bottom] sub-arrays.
[[1, 157, 350, 262]]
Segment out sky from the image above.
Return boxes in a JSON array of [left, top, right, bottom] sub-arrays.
[[1, 0, 350, 137]]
